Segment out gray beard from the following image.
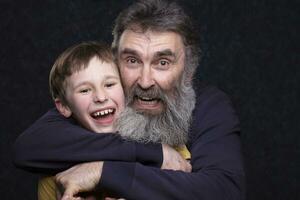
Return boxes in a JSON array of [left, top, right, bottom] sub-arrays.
[[115, 81, 196, 146]]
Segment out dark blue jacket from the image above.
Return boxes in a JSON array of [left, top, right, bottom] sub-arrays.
[[14, 85, 245, 200]]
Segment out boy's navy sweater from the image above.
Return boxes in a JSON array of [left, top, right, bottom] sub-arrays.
[[14, 84, 245, 200]]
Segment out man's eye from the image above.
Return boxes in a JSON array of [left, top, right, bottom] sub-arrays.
[[159, 60, 169, 66], [155, 59, 170, 70], [127, 58, 138, 64], [124, 57, 140, 69]]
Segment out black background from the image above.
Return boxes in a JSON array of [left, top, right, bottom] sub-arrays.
[[1, 0, 299, 199]]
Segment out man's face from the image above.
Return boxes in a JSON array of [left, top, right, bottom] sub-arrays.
[[61, 57, 125, 133], [118, 29, 185, 115]]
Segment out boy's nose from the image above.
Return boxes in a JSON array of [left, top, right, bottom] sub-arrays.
[[93, 91, 108, 103]]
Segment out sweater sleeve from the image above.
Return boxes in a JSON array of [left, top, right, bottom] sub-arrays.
[[99, 87, 245, 200], [13, 108, 162, 173]]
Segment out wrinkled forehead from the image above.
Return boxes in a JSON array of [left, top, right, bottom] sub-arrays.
[[118, 29, 185, 58]]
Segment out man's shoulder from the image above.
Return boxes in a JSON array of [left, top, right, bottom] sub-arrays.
[[194, 82, 230, 105], [192, 82, 238, 123], [189, 82, 240, 143]]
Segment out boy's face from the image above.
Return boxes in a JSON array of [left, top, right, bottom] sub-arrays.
[[58, 57, 125, 133]]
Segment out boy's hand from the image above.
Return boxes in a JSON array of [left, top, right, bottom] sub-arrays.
[[161, 144, 192, 172], [55, 161, 103, 200]]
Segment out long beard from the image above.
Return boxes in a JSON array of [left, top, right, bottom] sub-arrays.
[[115, 79, 195, 146]]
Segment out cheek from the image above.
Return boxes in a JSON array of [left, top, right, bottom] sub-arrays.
[[118, 95, 125, 111], [153, 71, 179, 91], [116, 91, 125, 110], [70, 96, 91, 113], [120, 67, 138, 89], [109, 87, 125, 110], [162, 63, 185, 90]]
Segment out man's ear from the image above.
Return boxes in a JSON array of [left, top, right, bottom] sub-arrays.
[[54, 98, 72, 118]]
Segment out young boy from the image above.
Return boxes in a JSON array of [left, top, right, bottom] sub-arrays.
[[38, 41, 190, 200], [39, 41, 125, 200]]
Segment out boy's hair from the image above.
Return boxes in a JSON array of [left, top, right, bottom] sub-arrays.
[[49, 41, 113, 106]]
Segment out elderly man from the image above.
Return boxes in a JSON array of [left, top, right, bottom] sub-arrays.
[[14, 0, 245, 199]]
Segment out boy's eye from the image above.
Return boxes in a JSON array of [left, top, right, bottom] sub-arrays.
[[105, 83, 116, 88], [79, 88, 91, 94]]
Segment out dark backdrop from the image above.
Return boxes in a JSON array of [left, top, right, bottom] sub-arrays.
[[1, 0, 299, 199]]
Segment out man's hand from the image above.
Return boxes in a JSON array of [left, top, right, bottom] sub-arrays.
[[55, 161, 103, 200], [161, 144, 192, 172]]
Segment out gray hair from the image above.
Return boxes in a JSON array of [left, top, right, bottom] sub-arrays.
[[112, 0, 201, 80], [116, 77, 196, 146]]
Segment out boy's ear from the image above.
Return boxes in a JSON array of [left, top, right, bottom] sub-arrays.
[[54, 98, 72, 118]]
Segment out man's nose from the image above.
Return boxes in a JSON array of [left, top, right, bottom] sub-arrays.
[[137, 65, 155, 89]]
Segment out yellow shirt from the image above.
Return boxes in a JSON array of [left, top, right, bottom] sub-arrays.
[[38, 146, 191, 200], [174, 145, 191, 160], [38, 176, 58, 200]]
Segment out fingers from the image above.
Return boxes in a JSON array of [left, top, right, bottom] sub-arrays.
[[55, 161, 103, 198], [61, 196, 83, 200], [174, 159, 191, 172], [182, 160, 192, 172], [162, 144, 192, 172], [56, 169, 71, 188], [61, 184, 80, 200]]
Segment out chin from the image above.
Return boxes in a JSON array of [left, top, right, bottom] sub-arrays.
[[92, 127, 111, 133]]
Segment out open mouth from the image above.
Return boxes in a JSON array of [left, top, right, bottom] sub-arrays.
[[137, 96, 160, 101], [90, 108, 115, 119], [136, 96, 161, 106]]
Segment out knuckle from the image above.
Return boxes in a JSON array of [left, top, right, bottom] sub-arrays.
[[55, 176, 61, 182]]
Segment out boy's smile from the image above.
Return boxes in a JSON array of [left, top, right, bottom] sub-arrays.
[[90, 107, 116, 126]]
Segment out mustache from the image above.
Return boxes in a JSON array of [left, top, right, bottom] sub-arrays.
[[125, 84, 167, 104]]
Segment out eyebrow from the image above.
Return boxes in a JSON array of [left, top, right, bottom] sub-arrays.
[[120, 48, 140, 57], [153, 49, 176, 59], [72, 81, 91, 89], [104, 75, 119, 79], [73, 75, 119, 88], [120, 48, 176, 59]]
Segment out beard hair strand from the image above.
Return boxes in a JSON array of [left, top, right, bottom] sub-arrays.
[[115, 78, 195, 146]]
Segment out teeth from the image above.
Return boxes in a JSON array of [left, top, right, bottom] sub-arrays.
[[140, 97, 154, 101], [92, 109, 114, 117]]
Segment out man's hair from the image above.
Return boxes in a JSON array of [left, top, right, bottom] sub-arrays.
[[112, 0, 201, 79], [49, 41, 113, 105]]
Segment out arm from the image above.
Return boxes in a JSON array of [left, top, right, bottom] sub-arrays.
[[13, 108, 162, 173], [98, 87, 245, 200]]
